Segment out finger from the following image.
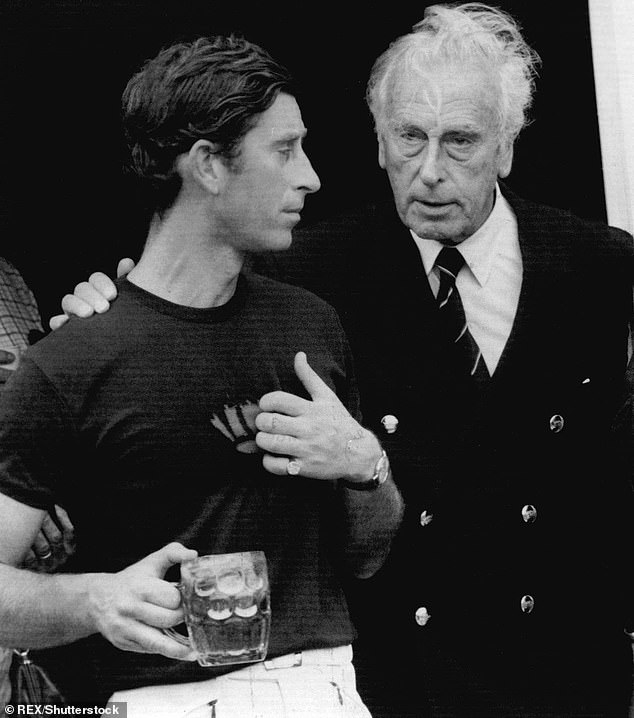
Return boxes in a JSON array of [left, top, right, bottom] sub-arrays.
[[136, 542, 198, 578], [130, 602, 186, 630], [256, 430, 301, 456], [0, 349, 16, 365], [49, 313, 70, 331], [138, 578, 184, 610], [31, 531, 53, 558], [52, 504, 74, 533], [39, 513, 64, 548], [117, 257, 136, 278], [254, 411, 300, 436], [89, 272, 118, 302], [52, 505, 75, 551], [117, 622, 197, 661], [60, 294, 95, 318], [259, 390, 311, 416], [293, 351, 335, 400], [73, 281, 111, 313], [262, 453, 298, 476]]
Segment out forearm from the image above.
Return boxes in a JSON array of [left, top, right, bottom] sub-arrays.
[[0, 563, 99, 648], [339, 470, 404, 579]]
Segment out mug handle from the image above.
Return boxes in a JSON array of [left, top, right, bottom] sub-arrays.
[[162, 627, 191, 647], [163, 582, 192, 647]]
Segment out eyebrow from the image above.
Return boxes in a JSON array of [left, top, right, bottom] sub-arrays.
[[271, 129, 308, 146]]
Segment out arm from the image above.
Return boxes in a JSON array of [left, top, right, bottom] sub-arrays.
[[0, 491, 196, 658], [0, 357, 195, 659], [255, 352, 404, 579], [336, 456, 404, 579]]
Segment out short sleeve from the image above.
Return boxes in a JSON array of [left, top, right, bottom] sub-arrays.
[[0, 357, 74, 509]]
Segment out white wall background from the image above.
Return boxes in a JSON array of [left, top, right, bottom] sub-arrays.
[[589, 0, 634, 235]]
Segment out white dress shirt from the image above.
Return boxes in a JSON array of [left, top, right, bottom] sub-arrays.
[[412, 185, 523, 374]]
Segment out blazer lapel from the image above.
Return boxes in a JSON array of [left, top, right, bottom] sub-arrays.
[[492, 188, 572, 385]]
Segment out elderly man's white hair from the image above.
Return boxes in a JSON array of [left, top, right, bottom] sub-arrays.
[[366, 3, 541, 146]]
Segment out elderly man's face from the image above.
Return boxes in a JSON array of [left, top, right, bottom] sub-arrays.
[[378, 63, 513, 244]]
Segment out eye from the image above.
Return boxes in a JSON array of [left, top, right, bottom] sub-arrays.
[[448, 133, 473, 146], [399, 127, 425, 144], [391, 126, 426, 156], [445, 133, 477, 150], [278, 147, 293, 160]]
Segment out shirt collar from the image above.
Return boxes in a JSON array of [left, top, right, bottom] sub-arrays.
[[411, 184, 514, 287]]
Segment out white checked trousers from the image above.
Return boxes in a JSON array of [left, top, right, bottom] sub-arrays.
[[109, 645, 373, 718]]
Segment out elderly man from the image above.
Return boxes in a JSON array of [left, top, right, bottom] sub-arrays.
[[55, 4, 634, 717], [286, 6, 634, 716], [0, 34, 403, 717]]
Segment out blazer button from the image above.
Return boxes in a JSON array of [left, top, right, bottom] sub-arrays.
[[381, 414, 399, 434], [520, 595, 535, 614], [415, 606, 431, 626], [521, 504, 537, 523], [549, 414, 564, 433], [420, 510, 434, 527]]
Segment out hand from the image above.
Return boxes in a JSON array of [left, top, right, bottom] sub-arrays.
[[0, 349, 18, 387], [255, 351, 381, 481], [87, 542, 198, 661], [49, 258, 136, 331], [22, 505, 76, 573]]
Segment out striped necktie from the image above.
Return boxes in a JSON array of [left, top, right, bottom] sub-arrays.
[[434, 246, 490, 384]]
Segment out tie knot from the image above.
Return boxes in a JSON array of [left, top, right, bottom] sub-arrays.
[[435, 246, 466, 281]]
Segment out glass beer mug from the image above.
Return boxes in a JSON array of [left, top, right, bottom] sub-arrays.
[[166, 550, 271, 667]]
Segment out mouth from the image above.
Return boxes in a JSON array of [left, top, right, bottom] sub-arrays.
[[281, 208, 303, 225], [416, 199, 453, 208], [413, 199, 455, 216], [280, 210, 302, 228]]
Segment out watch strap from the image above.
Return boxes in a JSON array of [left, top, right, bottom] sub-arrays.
[[340, 450, 389, 491]]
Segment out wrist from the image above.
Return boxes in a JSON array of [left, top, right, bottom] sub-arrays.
[[76, 572, 112, 635], [342, 430, 383, 483], [341, 439, 390, 492]]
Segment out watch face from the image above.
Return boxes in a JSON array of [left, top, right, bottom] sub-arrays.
[[376, 453, 389, 484]]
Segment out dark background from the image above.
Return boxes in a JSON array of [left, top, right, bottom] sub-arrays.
[[0, 1, 604, 325]]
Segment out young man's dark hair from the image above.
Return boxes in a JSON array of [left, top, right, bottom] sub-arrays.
[[122, 35, 295, 213]]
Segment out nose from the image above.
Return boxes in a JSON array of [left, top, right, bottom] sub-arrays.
[[296, 147, 321, 194], [419, 139, 444, 186]]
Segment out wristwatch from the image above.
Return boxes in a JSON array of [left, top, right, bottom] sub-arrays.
[[341, 450, 390, 491]]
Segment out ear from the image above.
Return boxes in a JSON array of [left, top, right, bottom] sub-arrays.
[[497, 139, 514, 179], [377, 132, 387, 170], [180, 139, 227, 195]]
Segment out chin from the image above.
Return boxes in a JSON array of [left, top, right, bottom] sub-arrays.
[[409, 216, 468, 244], [254, 231, 293, 253], [410, 222, 449, 243]]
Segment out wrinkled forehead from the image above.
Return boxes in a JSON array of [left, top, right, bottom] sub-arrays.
[[385, 59, 500, 123]]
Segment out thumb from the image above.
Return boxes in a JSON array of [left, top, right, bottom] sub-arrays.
[[136, 542, 198, 578], [49, 314, 70, 332], [293, 351, 333, 400], [117, 257, 136, 278]]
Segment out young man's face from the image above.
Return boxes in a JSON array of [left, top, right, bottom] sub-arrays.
[[215, 92, 320, 253]]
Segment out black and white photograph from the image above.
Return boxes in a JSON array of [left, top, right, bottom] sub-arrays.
[[0, 1, 632, 716]]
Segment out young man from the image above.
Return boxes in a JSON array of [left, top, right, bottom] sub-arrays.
[[0, 35, 403, 716], [65, 5, 634, 717]]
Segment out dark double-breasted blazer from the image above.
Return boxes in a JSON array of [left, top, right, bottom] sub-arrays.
[[261, 185, 634, 716]]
